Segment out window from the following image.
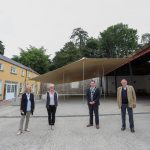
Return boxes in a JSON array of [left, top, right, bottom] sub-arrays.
[[21, 70, 25, 76], [5, 81, 18, 99], [0, 64, 4, 71], [7, 84, 11, 93], [11, 66, 17, 74], [27, 71, 30, 78], [19, 83, 23, 93], [35, 84, 38, 94], [31, 84, 34, 93], [0, 80, 2, 95], [11, 84, 15, 92]]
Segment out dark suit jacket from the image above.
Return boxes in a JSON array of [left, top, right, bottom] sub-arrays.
[[20, 93, 35, 115], [86, 87, 100, 105]]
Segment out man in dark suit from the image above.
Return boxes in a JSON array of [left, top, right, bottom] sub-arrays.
[[86, 80, 100, 129], [17, 85, 35, 135]]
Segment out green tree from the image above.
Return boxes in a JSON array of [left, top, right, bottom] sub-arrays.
[[99, 23, 139, 58], [141, 33, 150, 45], [70, 28, 88, 50], [82, 38, 100, 58], [12, 45, 51, 74], [12, 55, 20, 62], [0, 41, 5, 55], [53, 41, 81, 68]]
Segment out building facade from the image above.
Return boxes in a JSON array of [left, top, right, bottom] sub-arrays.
[[0, 54, 40, 101]]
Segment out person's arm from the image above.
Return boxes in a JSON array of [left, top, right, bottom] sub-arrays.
[[56, 91, 59, 100], [131, 86, 136, 108], [46, 92, 48, 108], [20, 94, 24, 114], [55, 91, 59, 106], [32, 93, 35, 111], [86, 89, 91, 102], [117, 87, 121, 108]]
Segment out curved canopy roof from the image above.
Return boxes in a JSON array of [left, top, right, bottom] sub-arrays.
[[31, 57, 129, 84]]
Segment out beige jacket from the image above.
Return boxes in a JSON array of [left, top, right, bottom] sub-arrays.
[[117, 85, 136, 109]]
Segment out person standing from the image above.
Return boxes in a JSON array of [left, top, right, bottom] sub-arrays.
[[117, 79, 136, 133], [17, 85, 35, 135], [46, 83, 58, 128], [86, 80, 100, 129]]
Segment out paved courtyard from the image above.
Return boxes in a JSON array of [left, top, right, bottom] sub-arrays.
[[0, 97, 150, 150]]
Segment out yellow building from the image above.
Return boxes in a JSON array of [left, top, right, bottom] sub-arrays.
[[0, 54, 40, 101]]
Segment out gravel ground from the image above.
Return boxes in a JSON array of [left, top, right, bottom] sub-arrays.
[[0, 97, 150, 150]]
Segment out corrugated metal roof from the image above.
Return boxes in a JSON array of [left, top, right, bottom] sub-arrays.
[[0, 54, 39, 75], [124, 44, 150, 64]]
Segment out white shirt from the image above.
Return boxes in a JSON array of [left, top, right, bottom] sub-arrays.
[[90, 87, 96, 101], [49, 92, 55, 105], [122, 86, 127, 90], [26, 93, 31, 111]]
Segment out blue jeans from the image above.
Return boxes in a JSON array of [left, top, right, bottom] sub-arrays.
[[121, 104, 134, 129]]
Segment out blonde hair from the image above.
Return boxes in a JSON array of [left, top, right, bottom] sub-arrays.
[[48, 83, 55, 91]]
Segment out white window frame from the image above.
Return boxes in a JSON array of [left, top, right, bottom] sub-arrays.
[[35, 83, 38, 94], [32, 84, 34, 93], [21, 70, 25, 77], [11, 66, 17, 74], [0, 64, 4, 71], [27, 71, 30, 78]]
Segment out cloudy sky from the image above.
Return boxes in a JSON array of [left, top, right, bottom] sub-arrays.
[[0, 0, 149, 59]]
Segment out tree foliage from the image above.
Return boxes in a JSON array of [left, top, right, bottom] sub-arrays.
[[82, 38, 100, 58], [0, 41, 5, 55], [52, 42, 81, 69], [70, 27, 88, 50], [99, 23, 139, 57], [12, 23, 146, 73], [12, 46, 51, 74], [141, 33, 150, 45]]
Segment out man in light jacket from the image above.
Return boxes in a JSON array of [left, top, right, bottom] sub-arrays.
[[117, 79, 136, 133]]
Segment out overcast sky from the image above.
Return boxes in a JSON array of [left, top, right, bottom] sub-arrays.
[[0, 0, 149, 59]]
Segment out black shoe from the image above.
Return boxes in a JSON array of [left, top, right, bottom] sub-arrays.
[[130, 128, 135, 133], [96, 125, 100, 129], [121, 127, 126, 131], [86, 124, 93, 127]]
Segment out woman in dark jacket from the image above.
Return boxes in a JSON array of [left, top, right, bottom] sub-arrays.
[[46, 83, 58, 129]]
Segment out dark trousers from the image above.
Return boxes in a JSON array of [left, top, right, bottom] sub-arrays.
[[88, 104, 99, 125], [121, 104, 134, 129], [47, 105, 57, 125]]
